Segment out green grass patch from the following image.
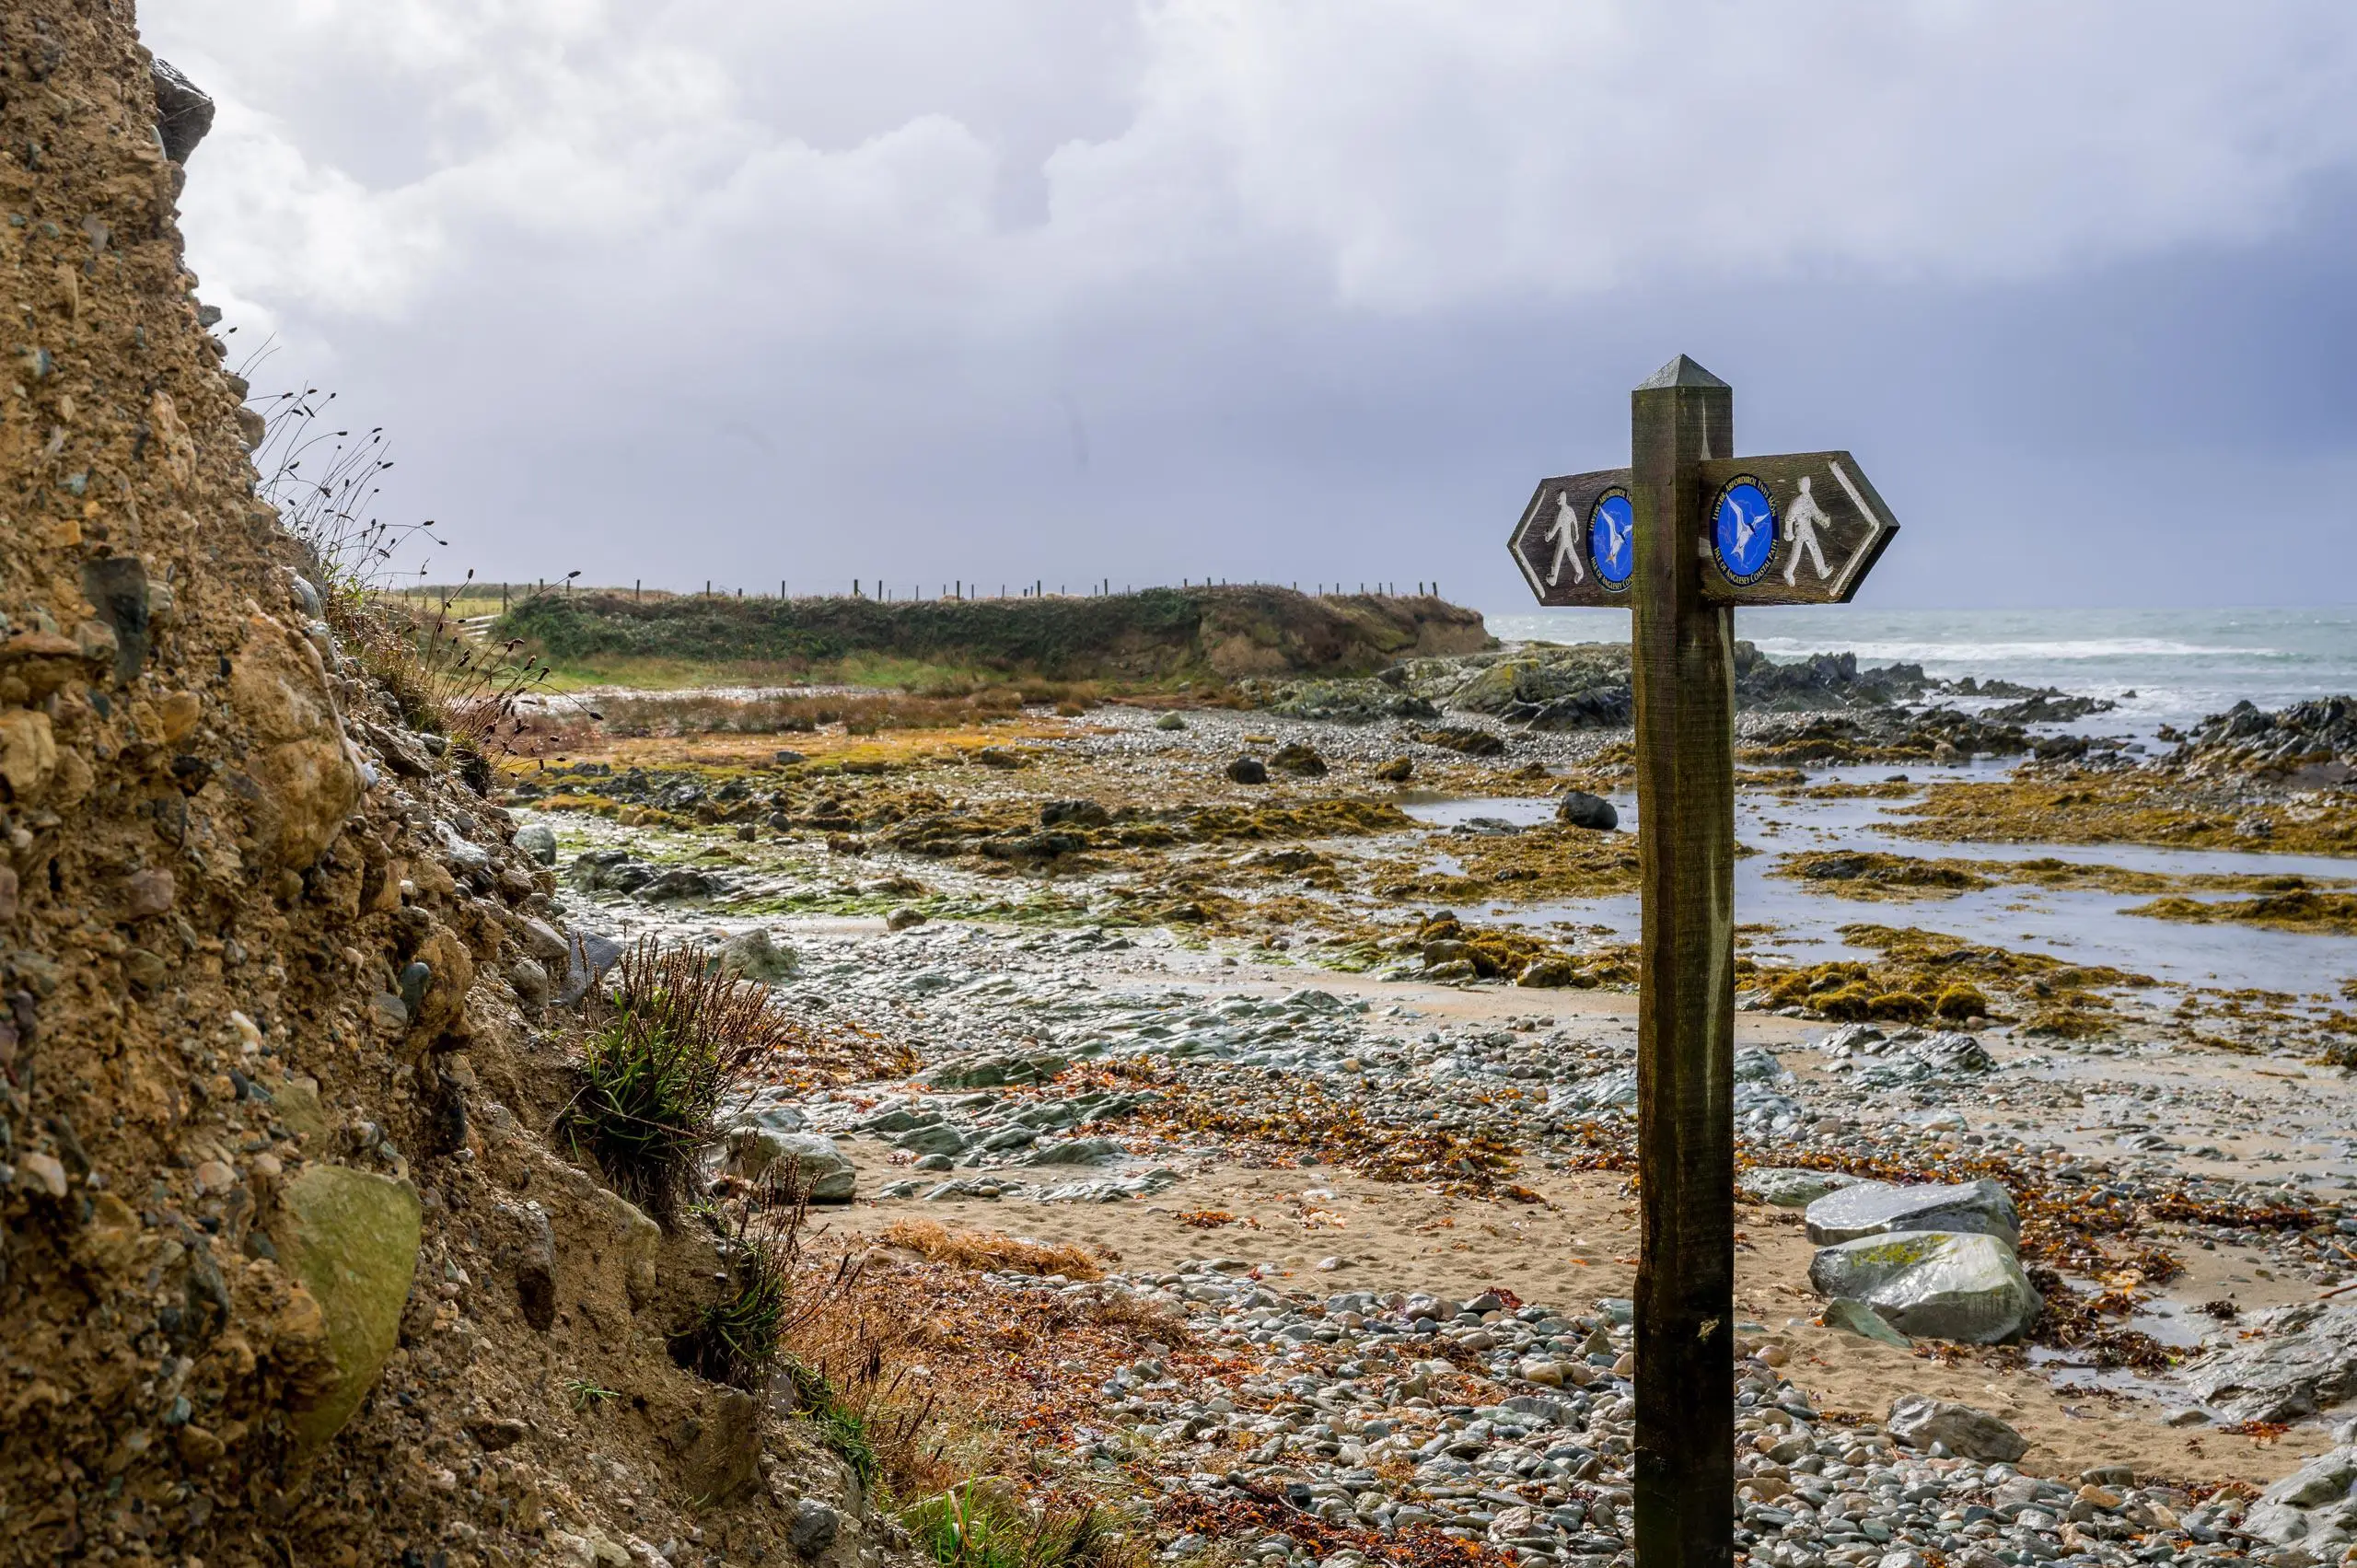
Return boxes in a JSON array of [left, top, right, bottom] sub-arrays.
[[562, 939, 795, 1215], [900, 1483, 1132, 1568]]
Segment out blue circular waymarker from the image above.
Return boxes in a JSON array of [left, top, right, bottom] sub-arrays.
[[1590, 493, 1635, 589], [1713, 479, 1774, 583]]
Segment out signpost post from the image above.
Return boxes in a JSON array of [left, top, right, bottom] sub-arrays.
[[1506, 356, 1898, 1568]]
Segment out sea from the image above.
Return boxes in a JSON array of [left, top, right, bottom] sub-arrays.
[[1483, 606, 2357, 739], [1464, 606, 2357, 995]]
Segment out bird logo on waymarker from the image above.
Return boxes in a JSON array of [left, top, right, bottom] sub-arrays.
[[1713, 480, 1774, 581], [1589, 493, 1635, 587]]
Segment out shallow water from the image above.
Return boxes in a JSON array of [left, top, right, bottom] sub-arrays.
[[1400, 767, 2357, 999]]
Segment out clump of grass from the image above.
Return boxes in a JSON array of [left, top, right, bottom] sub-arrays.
[[244, 376, 578, 759], [563, 1378, 619, 1411], [673, 1173, 834, 1389], [901, 1483, 1138, 1568], [345, 570, 565, 759], [877, 1220, 1105, 1281], [781, 1359, 885, 1489], [563, 938, 796, 1214]]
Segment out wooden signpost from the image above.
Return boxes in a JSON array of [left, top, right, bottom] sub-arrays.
[[1505, 356, 1898, 1568]]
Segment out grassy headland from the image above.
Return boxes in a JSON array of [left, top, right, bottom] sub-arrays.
[[495, 584, 1489, 689]]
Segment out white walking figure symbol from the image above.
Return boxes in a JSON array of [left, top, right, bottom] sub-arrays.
[[1542, 491, 1585, 587], [1782, 473, 1833, 585]]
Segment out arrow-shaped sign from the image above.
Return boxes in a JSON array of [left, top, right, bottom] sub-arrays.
[[1508, 450, 1898, 609], [1506, 467, 1634, 608], [1695, 451, 1898, 605]]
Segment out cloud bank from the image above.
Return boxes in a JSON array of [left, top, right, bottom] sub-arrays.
[[145, 0, 2357, 606]]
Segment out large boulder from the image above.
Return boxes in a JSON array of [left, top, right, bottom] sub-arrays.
[[269, 1166, 423, 1450], [726, 1129, 855, 1202], [1807, 1231, 2039, 1344], [1886, 1394, 2028, 1462], [2188, 1301, 2357, 1424], [1804, 1178, 2019, 1247], [712, 927, 798, 982], [2242, 1446, 2357, 1553], [1555, 789, 1618, 831], [513, 821, 558, 865]]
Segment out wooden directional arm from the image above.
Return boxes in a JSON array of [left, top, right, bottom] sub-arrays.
[[1694, 451, 1898, 606], [1505, 467, 1635, 608], [1511, 451, 1897, 610]]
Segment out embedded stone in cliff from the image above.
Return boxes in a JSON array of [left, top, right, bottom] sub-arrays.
[[226, 613, 361, 867], [403, 923, 476, 1037], [587, 1186, 662, 1308], [269, 1165, 424, 1450], [0, 708, 58, 802], [80, 555, 151, 682], [680, 1389, 765, 1504], [150, 59, 215, 163]]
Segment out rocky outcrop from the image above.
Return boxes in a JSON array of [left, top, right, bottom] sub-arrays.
[[2187, 1300, 2357, 1423], [2167, 695, 2357, 786], [0, 11, 889, 1565], [2241, 1446, 2357, 1556]]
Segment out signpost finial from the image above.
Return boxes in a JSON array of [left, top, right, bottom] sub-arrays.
[[1635, 354, 1728, 390]]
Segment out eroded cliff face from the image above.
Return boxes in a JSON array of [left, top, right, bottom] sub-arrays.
[[1, 10, 889, 1566]]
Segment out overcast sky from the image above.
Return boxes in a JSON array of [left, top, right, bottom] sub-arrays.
[[145, 1, 2357, 610]]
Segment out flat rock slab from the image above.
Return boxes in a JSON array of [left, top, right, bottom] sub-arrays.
[[1820, 1295, 1911, 1347], [1807, 1230, 2039, 1344], [2188, 1301, 2357, 1424], [2245, 1446, 2357, 1552], [1743, 1167, 1864, 1208], [1887, 1394, 2028, 1462], [1804, 1178, 2019, 1247]]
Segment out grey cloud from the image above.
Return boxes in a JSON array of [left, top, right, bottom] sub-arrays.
[[145, 0, 2357, 608]]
